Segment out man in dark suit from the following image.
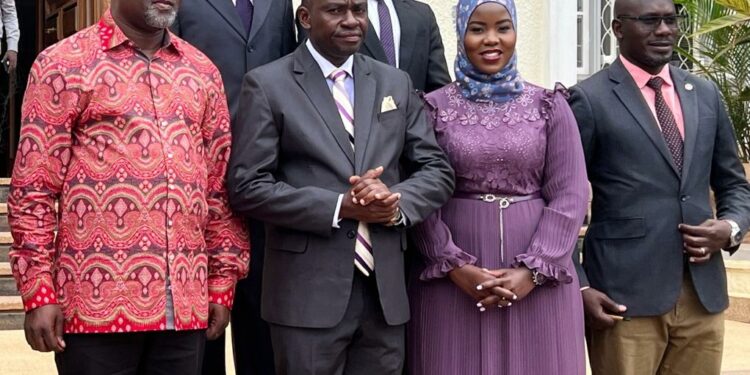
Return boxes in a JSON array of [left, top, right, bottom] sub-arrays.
[[359, 0, 450, 93], [227, 0, 454, 373], [570, 0, 750, 374], [171, 1, 296, 374]]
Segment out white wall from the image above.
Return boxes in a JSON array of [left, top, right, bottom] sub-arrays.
[[291, 0, 577, 88]]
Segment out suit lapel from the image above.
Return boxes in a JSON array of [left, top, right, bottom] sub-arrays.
[[353, 55, 376, 174], [672, 67, 698, 185], [610, 60, 681, 177], [293, 47, 355, 166], [248, 0, 271, 43], [362, 23, 389, 64], [393, 0, 414, 71], [206, 0, 248, 41]]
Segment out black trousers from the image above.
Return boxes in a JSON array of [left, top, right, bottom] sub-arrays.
[[269, 272, 405, 375], [55, 330, 206, 375]]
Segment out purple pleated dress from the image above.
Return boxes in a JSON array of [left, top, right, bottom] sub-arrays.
[[407, 82, 589, 375]]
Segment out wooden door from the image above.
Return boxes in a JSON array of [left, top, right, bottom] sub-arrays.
[[37, 0, 110, 51]]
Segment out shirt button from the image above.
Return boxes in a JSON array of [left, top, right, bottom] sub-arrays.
[[168, 220, 173, 227], [161, 121, 168, 128], [680, 195, 689, 202], [167, 153, 174, 159], [347, 230, 356, 239], [168, 254, 175, 261]]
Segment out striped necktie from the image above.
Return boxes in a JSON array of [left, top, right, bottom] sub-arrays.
[[377, 0, 397, 66], [329, 69, 375, 276]]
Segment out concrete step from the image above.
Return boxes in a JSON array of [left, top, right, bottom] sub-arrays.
[[0, 295, 24, 331], [0, 244, 8, 262], [0, 296, 22, 311], [727, 260, 750, 323], [0, 232, 10, 245], [0, 262, 17, 296]]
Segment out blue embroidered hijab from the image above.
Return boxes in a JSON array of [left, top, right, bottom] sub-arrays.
[[455, 0, 524, 103]]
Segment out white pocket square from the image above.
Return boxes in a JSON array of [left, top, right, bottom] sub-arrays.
[[380, 96, 397, 113]]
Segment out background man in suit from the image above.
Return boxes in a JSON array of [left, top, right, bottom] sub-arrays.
[[172, 1, 296, 374], [227, 0, 454, 372], [570, 0, 750, 374], [358, 0, 450, 93]]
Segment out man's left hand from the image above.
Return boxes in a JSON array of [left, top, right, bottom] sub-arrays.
[[206, 303, 230, 340], [678, 219, 732, 264]]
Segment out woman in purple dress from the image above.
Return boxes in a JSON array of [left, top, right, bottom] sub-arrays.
[[407, 0, 588, 374]]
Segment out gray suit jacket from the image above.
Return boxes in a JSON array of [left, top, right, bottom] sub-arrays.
[[227, 45, 454, 328], [172, 0, 296, 123], [570, 58, 750, 316], [359, 0, 450, 93]]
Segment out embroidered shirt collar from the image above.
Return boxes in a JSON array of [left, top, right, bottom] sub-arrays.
[[98, 9, 182, 56]]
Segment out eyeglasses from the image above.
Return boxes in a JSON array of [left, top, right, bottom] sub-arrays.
[[617, 14, 688, 31]]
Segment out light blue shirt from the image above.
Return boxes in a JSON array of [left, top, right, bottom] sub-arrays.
[[306, 40, 355, 105], [306, 40, 356, 228]]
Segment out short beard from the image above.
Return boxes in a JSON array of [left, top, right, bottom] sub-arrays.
[[144, 3, 176, 29], [642, 52, 674, 70]]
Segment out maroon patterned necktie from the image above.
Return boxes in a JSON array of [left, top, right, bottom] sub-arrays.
[[646, 76, 683, 173]]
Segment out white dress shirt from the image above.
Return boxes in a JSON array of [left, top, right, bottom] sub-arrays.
[[231, 0, 253, 6], [367, 0, 401, 67], [305, 40, 356, 228], [1, 0, 20, 52]]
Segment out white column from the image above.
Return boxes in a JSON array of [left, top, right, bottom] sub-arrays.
[[546, 0, 578, 87]]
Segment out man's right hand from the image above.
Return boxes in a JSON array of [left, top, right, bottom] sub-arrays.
[[340, 167, 400, 223], [582, 287, 627, 330], [24, 304, 66, 352]]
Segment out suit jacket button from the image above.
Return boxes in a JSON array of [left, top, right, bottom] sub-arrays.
[[347, 230, 356, 239], [681, 195, 689, 202]]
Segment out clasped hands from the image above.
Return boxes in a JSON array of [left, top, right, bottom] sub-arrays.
[[449, 264, 536, 312], [339, 166, 402, 225]]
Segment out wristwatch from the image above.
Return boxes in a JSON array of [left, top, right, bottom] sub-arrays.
[[531, 269, 547, 286], [725, 219, 742, 248]]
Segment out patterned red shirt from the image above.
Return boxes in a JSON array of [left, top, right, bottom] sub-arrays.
[[8, 11, 250, 333]]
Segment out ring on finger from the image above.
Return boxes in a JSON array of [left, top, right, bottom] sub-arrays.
[[700, 247, 707, 256]]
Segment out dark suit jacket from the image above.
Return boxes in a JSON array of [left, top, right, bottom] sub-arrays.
[[227, 45, 454, 328], [569, 58, 750, 316], [172, 0, 296, 123], [359, 0, 450, 93]]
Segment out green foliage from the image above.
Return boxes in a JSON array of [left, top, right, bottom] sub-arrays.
[[676, 0, 750, 160]]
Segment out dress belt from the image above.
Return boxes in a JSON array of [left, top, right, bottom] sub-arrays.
[[453, 192, 543, 264]]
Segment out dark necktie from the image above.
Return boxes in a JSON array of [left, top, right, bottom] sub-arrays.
[[236, 0, 254, 35], [646, 76, 684, 173], [377, 0, 397, 66]]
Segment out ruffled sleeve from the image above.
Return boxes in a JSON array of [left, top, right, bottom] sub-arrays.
[[513, 84, 589, 285], [413, 91, 478, 281], [412, 209, 478, 280]]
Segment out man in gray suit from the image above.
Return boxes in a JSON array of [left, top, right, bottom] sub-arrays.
[[227, 0, 454, 372], [359, 0, 450, 93], [172, 2, 296, 374], [570, 0, 750, 374]]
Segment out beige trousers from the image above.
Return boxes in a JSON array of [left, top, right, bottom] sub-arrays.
[[588, 277, 724, 375]]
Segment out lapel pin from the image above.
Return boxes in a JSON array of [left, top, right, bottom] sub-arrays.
[[685, 83, 694, 91]]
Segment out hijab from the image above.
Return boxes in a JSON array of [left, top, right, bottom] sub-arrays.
[[455, 0, 525, 103]]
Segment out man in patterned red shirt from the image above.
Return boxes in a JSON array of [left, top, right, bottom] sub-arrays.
[[8, 0, 250, 373]]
